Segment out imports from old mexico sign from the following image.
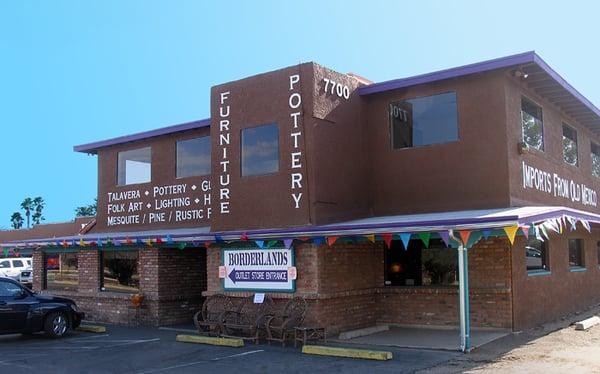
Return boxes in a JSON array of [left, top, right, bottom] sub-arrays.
[[522, 161, 598, 207], [220, 248, 296, 292]]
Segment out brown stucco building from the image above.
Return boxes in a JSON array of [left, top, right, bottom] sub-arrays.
[[3, 51, 600, 350]]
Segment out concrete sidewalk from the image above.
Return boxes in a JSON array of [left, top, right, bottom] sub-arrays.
[[336, 326, 510, 351]]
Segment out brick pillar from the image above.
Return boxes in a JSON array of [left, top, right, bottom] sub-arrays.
[[32, 250, 44, 292], [78, 249, 100, 294], [206, 247, 221, 293], [139, 248, 159, 298]]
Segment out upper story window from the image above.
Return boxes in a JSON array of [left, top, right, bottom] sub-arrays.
[[117, 147, 151, 185], [389, 91, 458, 149], [562, 124, 578, 166], [241, 123, 279, 176], [176, 136, 211, 178], [591, 142, 600, 178], [521, 98, 544, 151]]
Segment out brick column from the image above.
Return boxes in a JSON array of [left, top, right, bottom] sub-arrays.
[[139, 248, 159, 298], [78, 249, 100, 293], [32, 250, 44, 292]]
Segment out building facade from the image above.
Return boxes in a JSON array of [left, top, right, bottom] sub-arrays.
[[3, 52, 600, 343]]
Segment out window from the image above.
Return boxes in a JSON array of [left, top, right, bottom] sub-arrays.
[[568, 239, 584, 268], [384, 239, 457, 286], [45, 253, 78, 290], [117, 147, 151, 185], [0, 280, 22, 297], [12, 260, 23, 268], [390, 92, 458, 149], [101, 251, 139, 293], [591, 143, 600, 178], [562, 124, 578, 166], [176, 136, 211, 178], [0, 260, 10, 268], [525, 238, 549, 272], [521, 98, 544, 151], [241, 123, 279, 176]]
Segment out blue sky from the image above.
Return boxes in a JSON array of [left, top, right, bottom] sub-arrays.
[[0, 0, 598, 228]]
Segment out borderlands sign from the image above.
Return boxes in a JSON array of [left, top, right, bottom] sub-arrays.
[[522, 161, 597, 207], [220, 248, 296, 292]]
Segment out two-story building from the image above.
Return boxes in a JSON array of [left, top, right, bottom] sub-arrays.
[[3, 51, 600, 351]]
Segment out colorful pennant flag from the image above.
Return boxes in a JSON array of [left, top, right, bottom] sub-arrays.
[[482, 229, 492, 240], [283, 238, 293, 248], [255, 240, 265, 249], [240, 233, 249, 241], [156, 237, 163, 245], [458, 230, 471, 246], [399, 233, 411, 251], [503, 225, 519, 245], [79, 238, 85, 247], [327, 236, 339, 246], [381, 233, 393, 248], [177, 242, 187, 250], [97, 239, 103, 247], [365, 234, 375, 243], [267, 240, 278, 248], [166, 235, 174, 244], [313, 237, 325, 246], [438, 231, 450, 247], [580, 219, 591, 233], [3, 248, 8, 257], [418, 232, 430, 248], [215, 235, 224, 243], [520, 225, 530, 239], [113, 239, 121, 246]]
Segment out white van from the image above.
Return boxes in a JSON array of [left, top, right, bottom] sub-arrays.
[[0, 257, 32, 282]]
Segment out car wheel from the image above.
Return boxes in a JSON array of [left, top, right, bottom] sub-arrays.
[[44, 312, 69, 338]]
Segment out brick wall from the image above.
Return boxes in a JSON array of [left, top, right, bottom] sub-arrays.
[[33, 247, 207, 326], [205, 239, 513, 335], [512, 227, 600, 330]]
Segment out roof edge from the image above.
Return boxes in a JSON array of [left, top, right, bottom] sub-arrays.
[[359, 51, 536, 95], [73, 118, 211, 154]]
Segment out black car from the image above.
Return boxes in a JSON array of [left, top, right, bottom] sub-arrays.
[[0, 277, 84, 338]]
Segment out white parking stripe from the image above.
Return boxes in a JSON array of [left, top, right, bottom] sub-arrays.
[[134, 349, 264, 374]]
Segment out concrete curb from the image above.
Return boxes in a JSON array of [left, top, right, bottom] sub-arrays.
[[302, 345, 393, 361], [176, 334, 244, 347], [575, 316, 600, 330], [77, 325, 107, 333]]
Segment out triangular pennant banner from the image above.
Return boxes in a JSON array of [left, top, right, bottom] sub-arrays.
[[482, 229, 492, 240], [166, 235, 174, 244], [418, 232, 431, 248], [313, 237, 325, 246], [365, 234, 375, 243], [438, 231, 450, 247], [580, 219, 591, 233], [255, 240, 265, 249], [503, 225, 519, 245], [240, 233, 249, 241], [381, 233, 393, 248], [399, 233, 411, 251], [458, 230, 471, 246], [267, 240, 278, 248], [520, 225, 530, 239], [566, 216, 577, 231], [283, 238, 293, 248], [327, 236, 338, 246], [177, 242, 187, 250], [79, 238, 85, 247]]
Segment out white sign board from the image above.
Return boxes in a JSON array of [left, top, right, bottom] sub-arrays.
[[222, 248, 295, 292]]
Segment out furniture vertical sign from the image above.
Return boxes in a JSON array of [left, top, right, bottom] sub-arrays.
[[221, 248, 296, 292]]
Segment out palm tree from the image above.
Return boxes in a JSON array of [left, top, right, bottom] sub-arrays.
[[10, 212, 24, 229], [32, 196, 45, 225], [20, 198, 33, 228]]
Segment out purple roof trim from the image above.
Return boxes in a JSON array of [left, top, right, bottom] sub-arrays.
[[358, 51, 536, 95], [73, 118, 211, 154], [358, 51, 600, 124]]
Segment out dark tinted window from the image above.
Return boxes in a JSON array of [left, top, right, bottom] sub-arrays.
[[562, 124, 578, 166], [521, 98, 544, 151], [591, 143, 600, 178], [241, 124, 279, 176], [384, 239, 457, 286], [118, 147, 151, 185], [45, 253, 79, 291], [12, 260, 23, 268], [176, 137, 211, 178], [101, 251, 139, 293], [390, 92, 458, 149], [0, 280, 22, 297], [525, 238, 549, 272], [0, 261, 9, 268], [568, 239, 584, 268]]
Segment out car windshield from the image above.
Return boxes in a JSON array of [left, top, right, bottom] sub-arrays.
[[0, 261, 10, 268]]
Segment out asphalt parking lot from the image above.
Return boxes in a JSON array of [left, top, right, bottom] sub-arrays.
[[0, 324, 460, 374]]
